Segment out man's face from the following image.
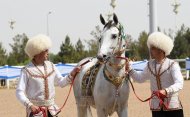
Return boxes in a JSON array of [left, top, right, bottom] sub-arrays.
[[35, 49, 49, 61], [150, 46, 164, 59]]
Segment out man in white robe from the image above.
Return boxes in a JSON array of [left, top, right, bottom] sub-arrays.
[[126, 32, 184, 117], [16, 34, 80, 117]]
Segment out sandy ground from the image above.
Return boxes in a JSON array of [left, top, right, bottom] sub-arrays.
[[0, 80, 190, 117]]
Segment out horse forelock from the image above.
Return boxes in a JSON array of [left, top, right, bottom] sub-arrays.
[[103, 21, 117, 29], [103, 21, 122, 37]]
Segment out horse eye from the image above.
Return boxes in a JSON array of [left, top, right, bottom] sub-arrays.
[[112, 34, 117, 39]]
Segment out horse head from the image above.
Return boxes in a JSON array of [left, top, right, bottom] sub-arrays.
[[97, 13, 126, 63]]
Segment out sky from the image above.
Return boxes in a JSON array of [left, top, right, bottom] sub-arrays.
[[0, 0, 190, 54]]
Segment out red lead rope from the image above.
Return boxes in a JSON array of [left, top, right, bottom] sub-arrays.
[[128, 78, 169, 109], [32, 107, 47, 117], [33, 59, 91, 117], [53, 59, 91, 113], [116, 56, 169, 110]]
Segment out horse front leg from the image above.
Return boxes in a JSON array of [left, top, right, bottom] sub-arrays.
[[77, 105, 93, 117], [116, 106, 128, 117], [96, 106, 108, 117]]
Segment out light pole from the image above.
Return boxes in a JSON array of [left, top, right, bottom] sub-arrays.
[[171, 0, 180, 39], [149, 0, 157, 34], [46, 11, 52, 36]]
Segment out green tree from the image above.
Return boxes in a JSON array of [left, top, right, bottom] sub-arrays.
[[7, 33, 29, 65], [48, 53, 56, 63], [85, 25, 100, 57], [57, 35, 75, 63], [137, 31, 149, 60], [127, 39, 141, 60], [170, 25, 190, 59], [75, 38, 87, 61], [126, 31, 149, 61], [85, 39, 98, 57], [0, 42, 7, 65]]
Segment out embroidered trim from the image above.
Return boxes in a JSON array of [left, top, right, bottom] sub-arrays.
[[23, 63, 55, 79], [103, 65, 125, 88], [148, 60, 175, 90], [81, 63, 101, 96], [23, 62, 55, 100], [108, 61, 126, 70], [30, 98, 54, 106], [151, 107, 182, 111]]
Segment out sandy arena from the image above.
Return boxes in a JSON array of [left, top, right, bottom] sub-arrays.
[[0, 80, 189, 117]]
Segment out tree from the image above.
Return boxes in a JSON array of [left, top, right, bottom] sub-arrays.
[[0, 42, 7, 65], [56, 35, 75, 63], [75, 38, 87, 61], [75, 39, 85, 52], [126, 35, 141, 60], [85, 39, 98, 57], [126, 31, 149, 61], [85, 25, 101, 57], [137, 31, 149, 60], [48, 53, 57, 63], [7, 33, 29, 65], [170, 25, 190, 59]]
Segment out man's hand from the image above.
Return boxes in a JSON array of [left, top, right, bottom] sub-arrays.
[[159, 89, 167, 96], [70, 66, 81, 77], [30, 105, 40, 114]]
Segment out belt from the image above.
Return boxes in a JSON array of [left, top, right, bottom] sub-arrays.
[[30, 98, 54, 106]]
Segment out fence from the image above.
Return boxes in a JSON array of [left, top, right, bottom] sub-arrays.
[[0, 58, 189, 89], [174, 58, 190, 80]]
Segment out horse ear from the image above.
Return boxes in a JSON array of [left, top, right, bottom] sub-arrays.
[[100, 14, 106, 25], [113, 13, 118, 25]]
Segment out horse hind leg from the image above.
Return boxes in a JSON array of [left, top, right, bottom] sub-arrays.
[[77, 105, 93, 117]]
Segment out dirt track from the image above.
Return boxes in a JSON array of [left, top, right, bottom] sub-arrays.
[[0, 80, 189, 117]]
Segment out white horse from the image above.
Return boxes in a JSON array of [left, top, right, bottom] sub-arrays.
[[73, 13, 129, 117]]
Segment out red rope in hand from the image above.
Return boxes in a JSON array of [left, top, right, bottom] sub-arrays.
[[116, 56, 169, 110], [129, 77, 169, 109], [32, 107, 47, 117], [48, 59, 91, 116]]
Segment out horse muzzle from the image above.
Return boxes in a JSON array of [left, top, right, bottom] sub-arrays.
[[97, 54, 110, 64]]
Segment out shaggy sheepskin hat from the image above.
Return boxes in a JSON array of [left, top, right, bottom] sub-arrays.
[[147, 32, 174, 56], [25, 34, 52, 59]]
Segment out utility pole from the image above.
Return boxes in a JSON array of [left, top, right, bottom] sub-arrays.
[[46, 11, 52, 36], [149, 0, 157, 34]]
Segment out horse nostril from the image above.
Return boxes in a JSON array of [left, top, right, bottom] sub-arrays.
[[103, 55, 107, 58], [97, 55, 103, 61]]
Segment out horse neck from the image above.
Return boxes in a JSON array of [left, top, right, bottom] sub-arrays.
[[105, 53, 126, 76]]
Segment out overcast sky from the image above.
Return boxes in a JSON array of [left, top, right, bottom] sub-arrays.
[[0, 0, 189, 54]]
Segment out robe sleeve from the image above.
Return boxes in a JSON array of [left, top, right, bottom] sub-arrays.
[[16, 69, 33, 108], [128, 65, 150, 83], [165, 62, 184, 95], [54, 65, 73, 88]]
